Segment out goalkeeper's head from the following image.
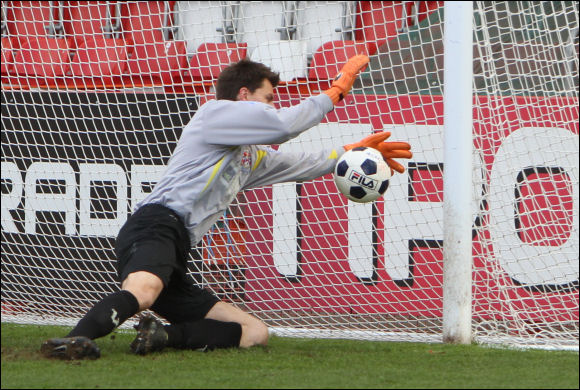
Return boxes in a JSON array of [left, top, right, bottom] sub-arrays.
[[216, 59, 280, 106]]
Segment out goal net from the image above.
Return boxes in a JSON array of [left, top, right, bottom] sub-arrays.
[[1, 1, 578, 350]]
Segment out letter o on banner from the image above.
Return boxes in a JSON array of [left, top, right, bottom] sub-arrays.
[[488, 127, 579, 288]]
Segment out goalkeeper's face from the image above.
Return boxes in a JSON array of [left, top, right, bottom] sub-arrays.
[[237, 79, 275, 107]]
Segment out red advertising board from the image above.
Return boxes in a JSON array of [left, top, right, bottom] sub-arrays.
[[238, 94, 579, 323]]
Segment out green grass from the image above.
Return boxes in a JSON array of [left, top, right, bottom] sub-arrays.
[[1, 323, 578, 389]]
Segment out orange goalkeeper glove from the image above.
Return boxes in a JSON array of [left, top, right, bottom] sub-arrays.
[[323, 54, 370, 104], [344, 132, 413, 174]]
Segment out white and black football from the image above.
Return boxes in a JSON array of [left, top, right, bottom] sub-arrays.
[[334, 147, 392, 203]]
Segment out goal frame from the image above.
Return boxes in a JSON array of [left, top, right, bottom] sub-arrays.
[[1, 1, 578, 351]]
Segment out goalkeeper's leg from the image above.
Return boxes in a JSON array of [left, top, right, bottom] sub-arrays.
[[40, 289, 141, 360], [163, 301, 268, 351], [41, 271, 161, 360], [131, 303, 267, 354], [41, 203, 187, 359], [131, 313, 246, 354], [203, 301, 269, 348], [130, 273, 268, 355]]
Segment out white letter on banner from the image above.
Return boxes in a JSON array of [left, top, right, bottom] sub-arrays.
[[130, 164, 166, 211], [348, 200, 374, 280], [272, 182, 298, 277], [1, 162, 23, 233], [489, 127, 579, 286], [79, 163, 127, 237], [272, 123, 372, 279], [24, 162, 76, 235], [382, 125, 482, 283]]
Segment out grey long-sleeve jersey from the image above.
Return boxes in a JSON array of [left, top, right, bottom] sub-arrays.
[[136, 93, 344, 245]]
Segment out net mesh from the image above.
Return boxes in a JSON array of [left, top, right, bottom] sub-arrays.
[[1, 1, 578, 350]]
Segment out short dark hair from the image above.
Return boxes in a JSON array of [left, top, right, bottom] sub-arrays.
[[216, 59, 280, 100]]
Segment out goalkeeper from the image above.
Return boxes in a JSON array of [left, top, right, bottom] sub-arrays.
[[41, 56, 412, 359]]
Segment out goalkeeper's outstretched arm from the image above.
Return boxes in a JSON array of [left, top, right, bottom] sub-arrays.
[[201, 93, 334, 146], [242, 132, 413, 191], [203, 54, 371, 148]]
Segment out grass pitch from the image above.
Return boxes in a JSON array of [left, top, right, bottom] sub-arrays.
[[1, 322, 578, 389]]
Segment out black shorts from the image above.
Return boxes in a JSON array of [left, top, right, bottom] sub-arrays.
[[114, 203, 219, 323]]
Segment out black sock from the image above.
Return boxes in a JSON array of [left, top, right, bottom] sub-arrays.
[[165, 319, 242, 351], [67, 290, 140, 339]]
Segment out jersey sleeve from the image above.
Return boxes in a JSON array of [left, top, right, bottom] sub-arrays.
[[201, 94, 333, 146], [242, 145, 345, 189]]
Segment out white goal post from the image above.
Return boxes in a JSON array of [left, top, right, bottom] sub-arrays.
[[442, 1, 473, 345], [1, 1, 578, 351]]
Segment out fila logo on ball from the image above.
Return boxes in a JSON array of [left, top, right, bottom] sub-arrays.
[[348, 170, 378, 190]]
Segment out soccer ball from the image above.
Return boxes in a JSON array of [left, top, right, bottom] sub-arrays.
[[334, 147, 392, 203]]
